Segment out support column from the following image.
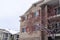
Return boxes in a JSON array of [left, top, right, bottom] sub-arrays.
[[44, 5, 48, 40], [39, 7, 42, 40]]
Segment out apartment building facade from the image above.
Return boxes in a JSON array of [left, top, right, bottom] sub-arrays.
[[0, 29, 12, 40], [20, 0, 60, 40]]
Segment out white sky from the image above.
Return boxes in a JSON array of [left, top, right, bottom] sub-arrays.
[[0, 0, 39, 34]]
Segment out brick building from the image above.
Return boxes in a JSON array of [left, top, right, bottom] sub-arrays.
[[20, 0, 60, 40]]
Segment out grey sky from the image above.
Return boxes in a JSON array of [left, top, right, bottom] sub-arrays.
[[0, 0, 39, 34]]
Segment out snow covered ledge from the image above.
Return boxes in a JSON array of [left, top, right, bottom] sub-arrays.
[[48, 14, 60, 20], [48, 33, 60, 37]]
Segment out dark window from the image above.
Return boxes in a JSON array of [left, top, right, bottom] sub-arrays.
[[22, 28, 26, 32], [21, 16, 27, 22], [57, 22, 60, 28], [17, 35, 19, 38], [5, 33, 8, 37], [34, 12, 36, 17], [16, 39, 18, 40], [55, 7, 60, 14], [3, 38, 8, 40], [5, 38, 7, 40], [58, 7, 60, 14]]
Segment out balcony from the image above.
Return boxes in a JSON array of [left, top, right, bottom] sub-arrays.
[[48, 7, 60, 20], [45, 0, 60, 20], [48, 22, 60, 34]]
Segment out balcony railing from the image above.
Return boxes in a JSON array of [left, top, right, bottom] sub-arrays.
[[48, 7, 60, 19], [48, 22, 60, 34]]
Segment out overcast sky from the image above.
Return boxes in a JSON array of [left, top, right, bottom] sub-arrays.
[[0, 0, 39, 34]]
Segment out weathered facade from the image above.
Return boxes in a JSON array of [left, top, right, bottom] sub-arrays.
[[20, 0, 60, 40]]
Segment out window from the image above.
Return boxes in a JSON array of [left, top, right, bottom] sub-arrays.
[[16, 39, 18, 40], [22, 28, 26, 32], [5, 33, 8, 37], [57, 22, 60, 29], [17, 35, 19, 38], [21, 16, 25, 21], [3, 33, 8, 37], [5, 38, 8, 40], [3, 38, 8, 40], [58, 7, 60, 14], [55, 7, 60, 14], [34, 11, 39, 17], [25, 15, 27, 20]]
